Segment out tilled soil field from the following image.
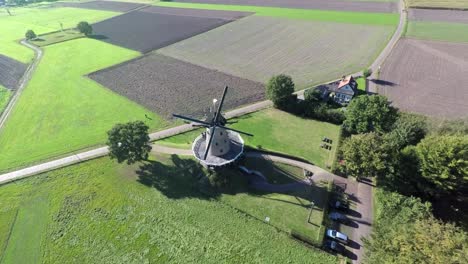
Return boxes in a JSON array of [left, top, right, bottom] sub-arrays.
[[142, 6, 252, 19], [175, 0, 397, 13], [88, 54, 265, 118], [409, 8, 468, 24], [159, 16, 394, 89], [57, 0, 146, 12], [0, 55, 27, 90], [377, 38, 468, 119], [92, 7, 246, 52]]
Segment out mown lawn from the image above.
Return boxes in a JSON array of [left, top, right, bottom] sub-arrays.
[[155, 2, 399, 26], [0, 155, 337, 263], [30, 29, 84, 47], [0, 6, 118, 63], [159, 108, 341, 168], [0, 85, 12, 114], [0, 39, 167, 172], [406, 21, 468, 43]]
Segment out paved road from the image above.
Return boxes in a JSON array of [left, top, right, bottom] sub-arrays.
[[368, 0, 407, 93], [0, 40, 42, 130]]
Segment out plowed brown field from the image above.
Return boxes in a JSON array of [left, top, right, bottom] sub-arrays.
[[377, 38, 468, 118]]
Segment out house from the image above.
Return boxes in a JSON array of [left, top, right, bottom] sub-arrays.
[[329, 76, 358, 105]]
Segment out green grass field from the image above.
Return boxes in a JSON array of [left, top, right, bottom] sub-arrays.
[[30, 29, 84, 47], [0, 155, 336, 263], [406, 0, 468, 9], [155, 2, 399, 26], [0, 85, 12, 114], [159, 108, 341, 168], [0, 39, 167, 172], [0, 7, 118, 63], [406, 21, 468, 43]]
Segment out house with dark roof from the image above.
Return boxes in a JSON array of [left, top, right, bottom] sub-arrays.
[[329, 76, 358, 105]]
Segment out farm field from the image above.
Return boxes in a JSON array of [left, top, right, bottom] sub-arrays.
[[377, 38, 468, 118], [406, 0, 468, 9], [0, 155, 337, 263], [159, 108, 341, 168], [0, 55, 27, 90], [0, 6, 118, 63], [89, 53, 265, 118], [406, 9, 468, 43], [174, 0, 397, 13], [92, 6, 248, 53], [57, 0, 146, 12], [0, 39, 167, 172], [156, 1, 400, 25], [0, 85, 12, 114], [30, 29, 84, 47], [159, 16, 394, 89]]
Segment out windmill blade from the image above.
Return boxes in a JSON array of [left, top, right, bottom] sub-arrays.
[[203, 126, 217, 160], [173, 114, 212, 126], [213, 86, 228, 123], [218, 125, 253, 137]]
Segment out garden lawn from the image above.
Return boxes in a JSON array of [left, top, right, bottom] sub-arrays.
[[0, 85, 12, 114], [155, 2, 399, 26], [0, 7, 118, 63], [406, 21, 468, 43], [0, 155, 336, 263], [159, 108, 341, 168], [0, 39, 167, 172]]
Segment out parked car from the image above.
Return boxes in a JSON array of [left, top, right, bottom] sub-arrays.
[[329, 211, 348, 224], [324, 240, 344, 253], [326, 229, 348, 244], [329, 199, 349, 210]]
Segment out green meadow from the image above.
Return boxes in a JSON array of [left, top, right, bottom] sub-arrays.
[[406, 21, 468, 43], [0, 85, 11, 114], [0, 7, 118, 63], [155, 2, 399, 26], [0, 39, 167, 172]]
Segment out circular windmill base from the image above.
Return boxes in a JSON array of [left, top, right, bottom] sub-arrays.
[[192, 131, 244, 168]]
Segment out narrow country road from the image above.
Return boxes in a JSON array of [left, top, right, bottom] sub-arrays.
[[0, 40, 42, 130]]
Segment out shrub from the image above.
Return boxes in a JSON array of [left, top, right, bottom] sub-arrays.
[[25, 30, 36, 40], [363, 68, 372, 79], [77, 21, 93, 36], [266, 74, 295, 110]]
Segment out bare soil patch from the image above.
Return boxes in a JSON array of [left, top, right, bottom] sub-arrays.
[[377, 38, 468, 118], [142, 6, 252, 19], [409, 8, 468, 23], [88, 54, 265, 118], [57, 1, 146, 12], [176, 0, 397, 13], [92, 7, 246, 52], [0, 55, 27, 90]]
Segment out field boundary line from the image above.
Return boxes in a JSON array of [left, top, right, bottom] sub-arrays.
[[0, 40, 42, 133], [0, 208, 19, 263]]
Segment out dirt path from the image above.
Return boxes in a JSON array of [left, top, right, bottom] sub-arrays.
[[0, 40, 42, 131]]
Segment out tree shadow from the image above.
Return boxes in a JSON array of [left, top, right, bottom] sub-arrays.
[[343, 248, 358, 260], [347, 239, 361, 250], [136, 154, 219, 200], [370, 79, 397, 87], [90, 34, 108, 40]]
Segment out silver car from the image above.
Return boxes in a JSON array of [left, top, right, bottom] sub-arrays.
[[326, 229, 348, 244]]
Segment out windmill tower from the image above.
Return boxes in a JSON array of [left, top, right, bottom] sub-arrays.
[[173, 86, 252, 168]]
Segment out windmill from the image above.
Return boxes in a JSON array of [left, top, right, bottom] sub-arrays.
[[173, 86, 253, 168]]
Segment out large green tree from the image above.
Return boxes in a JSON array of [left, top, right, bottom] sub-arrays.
[[415, 134, 468, 194], [107, 121, 152, 164], [77, 21, 93, 36], [343, 95, 398, 134], [266, 74, 295, 109], [340, 133, 395, 179], [385, 113, 427, 150]]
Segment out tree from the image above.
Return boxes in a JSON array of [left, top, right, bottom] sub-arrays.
[[25, 30, 36, 40], [107, 121, 152, 164], [363, 68, 372, 79], [77, 21, 93, 36], [415, 134, 468, 195], [266, 74, 295, 109], [384, 113, 427, 150], [343, 95, 398, 134], [340, 133, 395, 179]]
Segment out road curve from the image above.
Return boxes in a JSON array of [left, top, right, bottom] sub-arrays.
[[0, 40, 42, 131]]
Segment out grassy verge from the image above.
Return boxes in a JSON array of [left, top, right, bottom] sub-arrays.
[[0, 38, 168, 172], [30, 29, 84, 47], [0, 7, 119, 63], [155, 2, 399, 26], [0, 155, 337, 263], [158, 108, 341, 168], [406, 0, 468, 9], [0, 85, 12, 115], [406, 21, 468, 43]]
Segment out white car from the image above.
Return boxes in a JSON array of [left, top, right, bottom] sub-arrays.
[[326, 229, 348, 244]]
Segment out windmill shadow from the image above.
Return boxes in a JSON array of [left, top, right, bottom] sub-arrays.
[[370, 79, 397, 87]]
